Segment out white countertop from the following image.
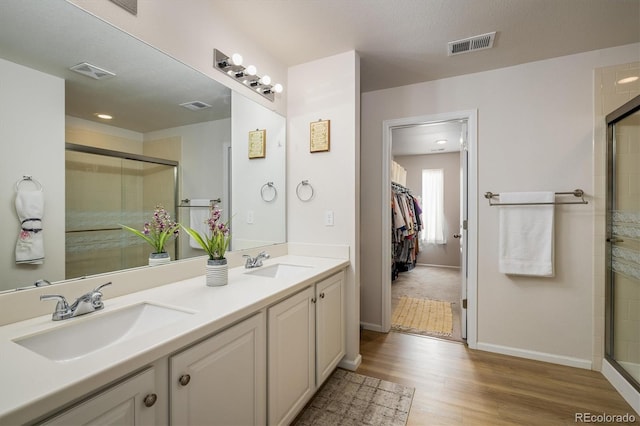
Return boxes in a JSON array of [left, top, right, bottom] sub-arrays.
[[0, 255, 349, 425]]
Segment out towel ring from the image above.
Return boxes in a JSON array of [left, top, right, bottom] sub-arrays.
[[260, 182, 277, 202], [15, 176, 43, 192], [296, 180, 314, 202]]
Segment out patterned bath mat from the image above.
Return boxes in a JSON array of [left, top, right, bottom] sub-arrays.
[[292, 368, 414, 426], [391, 296, 453, 336]]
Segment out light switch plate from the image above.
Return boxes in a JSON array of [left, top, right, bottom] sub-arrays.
[[324, 210, 334, 226]]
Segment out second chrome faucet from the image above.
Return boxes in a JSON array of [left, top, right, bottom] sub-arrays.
[[40, 282, 112, 321]]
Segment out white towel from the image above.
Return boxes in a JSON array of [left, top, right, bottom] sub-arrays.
[[15, 189, 45, 264], [189, 199, 211, 249], [498, 192, 554, 277]]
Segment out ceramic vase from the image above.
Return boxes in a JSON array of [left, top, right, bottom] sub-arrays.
[[206, 258, 228, 286], [149, 252, 170, 266]]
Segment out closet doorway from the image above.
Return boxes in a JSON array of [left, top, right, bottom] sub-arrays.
[[382, 111, 478, 348]]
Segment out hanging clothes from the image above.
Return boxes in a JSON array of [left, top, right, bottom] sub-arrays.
[[391, 183, 422, 280]]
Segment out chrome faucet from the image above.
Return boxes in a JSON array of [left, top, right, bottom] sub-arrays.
[[40, 282, 112, 321], [243, 251, 270, 269]]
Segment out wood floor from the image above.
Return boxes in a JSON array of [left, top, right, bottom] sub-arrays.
[[357, 330, 639, 425]]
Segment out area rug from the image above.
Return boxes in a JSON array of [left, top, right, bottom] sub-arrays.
[[391, 296, 453, 337], [292, 368, 414, 426]]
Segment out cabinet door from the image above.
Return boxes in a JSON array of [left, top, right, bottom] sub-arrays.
[[268, 286, 315, 426], [40, 368, 156, 426], [316, 271, 346, 386], [170, 312, 266, 426]]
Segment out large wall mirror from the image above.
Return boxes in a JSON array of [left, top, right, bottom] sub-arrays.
[[0, 0, 286, 293]]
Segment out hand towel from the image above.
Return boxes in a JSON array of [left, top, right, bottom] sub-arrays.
[[189, 199, 211, 249], [15, 189, 45, 264], [498, 192, 554, 276]]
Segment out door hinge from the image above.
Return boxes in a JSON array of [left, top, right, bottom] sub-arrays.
[[462, 299, 468, 309], [463, 220, 468, 230]]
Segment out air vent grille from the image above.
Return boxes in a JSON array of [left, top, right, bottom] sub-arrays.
[[448, 32, 496, 56], [69, 62, 116, 80], [180, 101, 212, 111]]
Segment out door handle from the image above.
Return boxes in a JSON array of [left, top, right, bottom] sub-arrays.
[[453, 234, 461, 239]]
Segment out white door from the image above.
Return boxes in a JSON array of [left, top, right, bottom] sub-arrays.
[[459, 123, 469, 340]]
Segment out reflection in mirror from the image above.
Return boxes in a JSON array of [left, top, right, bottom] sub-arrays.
[[0, 0, 286, 293]]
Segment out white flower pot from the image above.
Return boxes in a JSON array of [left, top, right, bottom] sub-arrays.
[[206, 258, 228, 286], [149, 252, 170, 266]]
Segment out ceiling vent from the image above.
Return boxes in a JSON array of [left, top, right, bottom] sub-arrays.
[[70, 62, 116, 80], [447, 32, 496, 56], [180, 101, 212, 111]]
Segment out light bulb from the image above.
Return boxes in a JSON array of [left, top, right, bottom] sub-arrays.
[[260, 75, 271, 85], [617, 76, 639, 84], [231, 53, 243, 66], [246, 65, 257, 76], [273, 83, 283, 93]]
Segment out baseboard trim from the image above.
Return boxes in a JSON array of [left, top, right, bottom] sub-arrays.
[[477, 342, 592, 370], [360, 322, 386, 333], [602, 359, 640, 415], [339, 354, 362, 371]]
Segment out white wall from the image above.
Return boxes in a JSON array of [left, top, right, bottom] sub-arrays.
[[361, 43, 640, 367], [287, 51, 361, 368], [0, 58, 65, 292]]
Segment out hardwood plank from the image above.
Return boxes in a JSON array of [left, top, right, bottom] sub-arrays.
[[357, 330, 639, 425]]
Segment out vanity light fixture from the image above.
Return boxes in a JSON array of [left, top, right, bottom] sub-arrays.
[[214, 48, 283, 102]]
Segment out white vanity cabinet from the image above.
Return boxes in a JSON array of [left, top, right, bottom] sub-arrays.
[[268, 270, 345, 426], [169, 312, 266, 426], [38, 368, 157, 426]]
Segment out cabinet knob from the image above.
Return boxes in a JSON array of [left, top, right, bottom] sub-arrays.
[[319, 292, 325, 299], [143, 393, 157, 407], [311, 297, 317, 304], [179, 374, 191, 386]]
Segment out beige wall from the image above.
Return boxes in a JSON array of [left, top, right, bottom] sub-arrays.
[[394, 152, 461, 267], [361, 43, 640, 367]]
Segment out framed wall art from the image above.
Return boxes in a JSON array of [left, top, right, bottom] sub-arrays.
[[310, 119, 330, 153], [248, 129, 266, 159]]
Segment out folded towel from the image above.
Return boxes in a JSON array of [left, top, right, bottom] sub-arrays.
[[189, 199, 211, 249], [15, 189, 45, 264], [498, 192, 554, 277]]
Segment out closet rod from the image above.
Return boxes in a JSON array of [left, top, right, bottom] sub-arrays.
[[484, 189, 588, 206], [391, 181, 412, 194]]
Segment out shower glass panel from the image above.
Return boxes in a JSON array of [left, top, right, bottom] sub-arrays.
[[65, 147, 178, 279], [606, 95, 640, 391]]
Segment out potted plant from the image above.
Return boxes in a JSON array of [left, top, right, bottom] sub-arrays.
[[182, 205, 231, 286], [120, 205, 180, 266]]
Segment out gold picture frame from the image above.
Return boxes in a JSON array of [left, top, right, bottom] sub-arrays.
[[310, 119, 330, 153], [248, 129, 266, 159]]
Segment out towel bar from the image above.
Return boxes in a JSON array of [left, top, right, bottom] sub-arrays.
[[484, 189, 588, 206]]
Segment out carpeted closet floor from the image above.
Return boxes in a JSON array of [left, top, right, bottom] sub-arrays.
[[391, 265, 463, 342]]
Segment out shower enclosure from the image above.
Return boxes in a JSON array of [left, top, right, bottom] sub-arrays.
[[65, 144, 178, 279], [606, 94, 640, 391]]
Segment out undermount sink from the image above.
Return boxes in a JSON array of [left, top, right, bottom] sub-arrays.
[[245, 263, 312, 279], [14, 303, 194, 362]]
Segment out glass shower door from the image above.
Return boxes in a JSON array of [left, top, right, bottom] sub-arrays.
[[606, 96, 640, 390]]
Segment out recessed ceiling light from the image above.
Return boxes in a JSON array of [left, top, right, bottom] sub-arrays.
[[95, 113, 113, 120], [436, 139, 448, 145], [617, 76, 639, 84]]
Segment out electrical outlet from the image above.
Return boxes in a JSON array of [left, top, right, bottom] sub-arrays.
[[247, 210, 254, 224], [324, 210, 334, 226]]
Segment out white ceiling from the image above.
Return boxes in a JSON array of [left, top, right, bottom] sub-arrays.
[[214, 0, 640, 92], [392, 121, 464, 156]]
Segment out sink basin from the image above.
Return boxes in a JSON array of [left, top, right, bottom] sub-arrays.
[[245, 263, 311, 279], [14, 303, 193, 362]]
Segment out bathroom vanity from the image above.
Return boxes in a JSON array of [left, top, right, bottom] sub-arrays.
[[0, 255, 348, 425]]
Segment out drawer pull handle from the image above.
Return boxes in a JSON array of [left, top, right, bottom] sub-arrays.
[[143, 393, 157, 407], [179, 374, 191, 386], [319, 292, 325, 299], [311, 297, 317, 304]]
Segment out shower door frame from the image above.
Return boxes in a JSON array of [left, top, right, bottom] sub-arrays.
[[605, 95, 640, 392], [65, 142, 180, 264]]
